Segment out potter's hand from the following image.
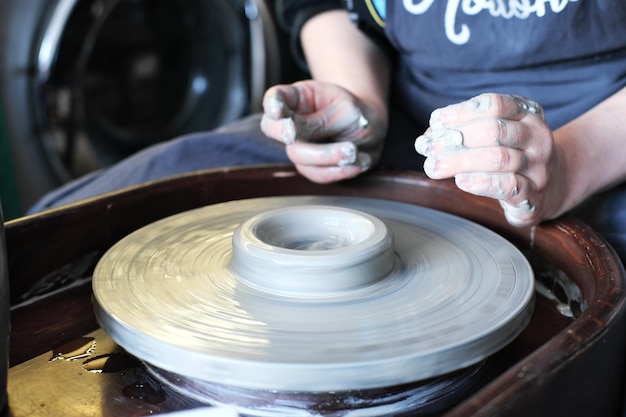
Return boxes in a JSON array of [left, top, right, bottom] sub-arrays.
[[414, 93, 566, 227], [260, 80, 386, 183]]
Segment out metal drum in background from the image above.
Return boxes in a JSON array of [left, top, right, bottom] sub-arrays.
[[0, 0, 284, 212]]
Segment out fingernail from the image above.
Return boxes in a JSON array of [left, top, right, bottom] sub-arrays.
[[467, 94, 491, 112], [423, 156, 440, 178], [499, 199, 537, 227], [415, 129, 463, 155], [455, 173, 506, 199], [265, 96, 285, 119], [338, 143, 357, 166], [414, 135, 428, 155], [429, 109, 445, 129], [279, 118, 296, 144], [454, 173, 478, 190]]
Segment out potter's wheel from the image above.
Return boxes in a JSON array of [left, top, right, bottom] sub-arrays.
[[92, 196, 534, 395]]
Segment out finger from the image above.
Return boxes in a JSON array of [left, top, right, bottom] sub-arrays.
[[294, 101, 368, 143], [262, 114, 353, 145], [454, 172, 528, 202], [454, 172, 540, 227], [286, 141, 358, 167], [295, 153, 372, 184], [423, 147, 528, 179], [415, 119, 532, 156], [499, 199, 538, 227], [415, 127, 462, 156], [262, 84, 313, 119], [260, 114, 297, 144], [430, 93, 544, 129], [262, 87, 293, 120], [260, 112, 330, 145], [263, 93, 368, 144]]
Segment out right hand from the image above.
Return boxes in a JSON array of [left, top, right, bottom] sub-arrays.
[[414, 93, 565, 227], [260, 80, 387, 183]]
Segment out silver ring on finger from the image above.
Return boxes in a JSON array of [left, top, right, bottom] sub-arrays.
[[510, 95, 545, 120]]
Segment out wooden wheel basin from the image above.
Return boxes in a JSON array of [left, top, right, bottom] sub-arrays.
[[5, 166, 626, 417]]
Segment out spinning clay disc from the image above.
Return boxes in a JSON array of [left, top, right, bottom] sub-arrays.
[[92, 196, 535, 392]]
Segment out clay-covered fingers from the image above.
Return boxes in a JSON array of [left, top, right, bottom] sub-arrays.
[[286, 141, 375, 183], [429, 93, 545, 129], [259, 80, 387, 183], [499, 198, 537, 227], [415, 117, 535, 156], [261, 82, 369, 145], [454, 171, 540, 227], [454, 170, 540, 227], [291, 148, 373, 184], [286, 141, 358, 167], [453, 172, 525, 200], [421, 145, 532, 180], [414, 93, 557, 227], [262, 83, 315, 120], [260, 84, 318, 145]]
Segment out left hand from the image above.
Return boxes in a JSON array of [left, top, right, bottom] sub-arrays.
[[414, 93, 567, 227], [260, 81, 387, 183]]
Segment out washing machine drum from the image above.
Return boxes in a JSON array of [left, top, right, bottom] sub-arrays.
[[0, 0, 280, 209]]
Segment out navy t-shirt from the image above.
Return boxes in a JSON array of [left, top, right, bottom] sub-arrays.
[[383, 0, 626, 128], [278, 0, 626, 129]]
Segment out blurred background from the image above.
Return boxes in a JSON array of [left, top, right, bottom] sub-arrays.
[[0, 0, 303, 220]]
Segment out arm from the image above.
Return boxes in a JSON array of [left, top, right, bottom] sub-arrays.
[[554, 86, 626, 212], [261, 9, 392, 183], [300, 10, 391, 128]]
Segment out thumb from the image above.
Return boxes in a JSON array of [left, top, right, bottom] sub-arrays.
[[262, 85, 306, 120]]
